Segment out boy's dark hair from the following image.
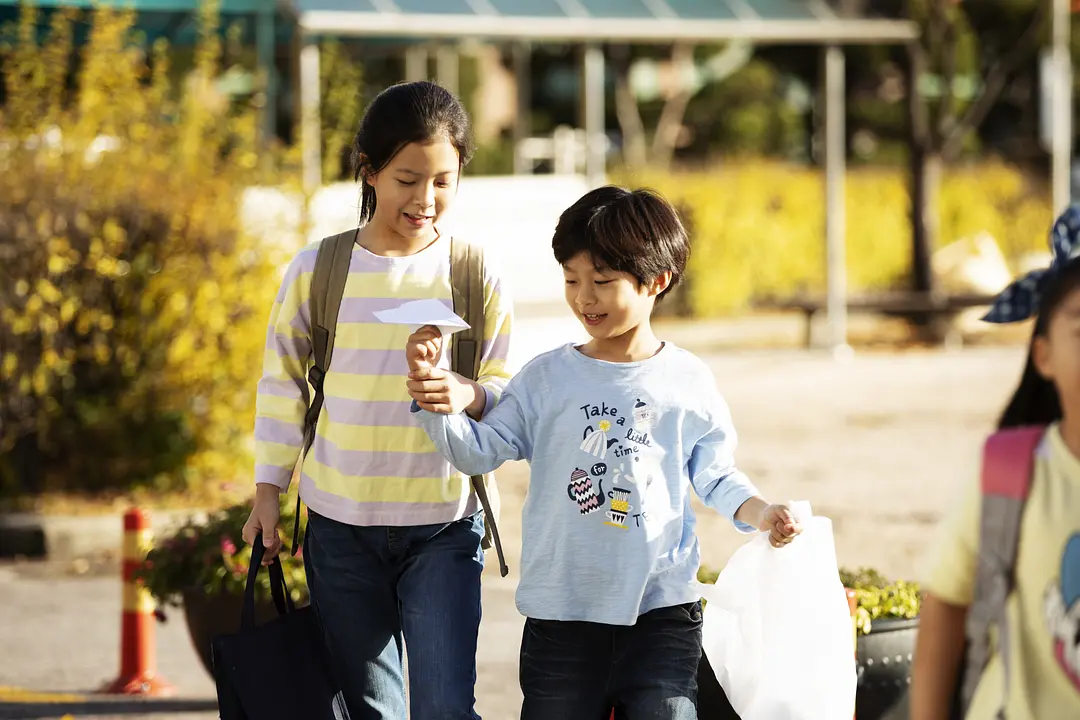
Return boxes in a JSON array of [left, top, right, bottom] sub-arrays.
[[998, 256, 1080, 429], [551, 185, 689, 301], [351, 80, 474, 225]]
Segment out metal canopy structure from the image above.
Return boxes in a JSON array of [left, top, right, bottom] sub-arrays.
[[291, 0, 920, 354], [295, 0, 918, 44]]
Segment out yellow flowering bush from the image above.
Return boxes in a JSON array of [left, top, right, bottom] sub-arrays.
[[617, 162, 1051, 316], [0, 2, 285, 502], [840, 567, 921, 636]]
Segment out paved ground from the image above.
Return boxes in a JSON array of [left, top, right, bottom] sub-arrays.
[[0, 327, 1028, 719]]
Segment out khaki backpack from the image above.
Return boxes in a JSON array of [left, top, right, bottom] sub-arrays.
[[956, 425, 1045, 718], [287, 229, 508, 577]]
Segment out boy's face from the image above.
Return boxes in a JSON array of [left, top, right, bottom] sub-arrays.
[[561, 252, 669, 341]]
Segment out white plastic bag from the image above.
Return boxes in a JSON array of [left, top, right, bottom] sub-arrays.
[[699, 501, 856, 720]]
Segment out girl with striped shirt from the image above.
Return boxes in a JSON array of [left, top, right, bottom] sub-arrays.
[[242, 81, 513, 720]]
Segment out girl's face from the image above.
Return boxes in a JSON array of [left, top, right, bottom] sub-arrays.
[[367, 139, 460, 245], [1035, 286, 1080, 417]]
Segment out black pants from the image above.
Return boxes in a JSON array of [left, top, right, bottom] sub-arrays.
[[519, 602, 703, 720]]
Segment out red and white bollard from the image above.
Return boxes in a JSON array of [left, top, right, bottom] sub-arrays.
[[100, 508, 175, 696]]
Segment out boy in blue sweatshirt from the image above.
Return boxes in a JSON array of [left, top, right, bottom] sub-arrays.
[[405, 185, 802, 719]]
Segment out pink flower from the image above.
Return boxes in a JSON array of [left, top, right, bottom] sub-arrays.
[[220, 536, 237, 556]]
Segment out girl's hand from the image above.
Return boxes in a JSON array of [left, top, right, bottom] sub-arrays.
[[407, 367, 486, 417], [241, 483, 283, 564], [758, 503, 802, 548], [406, 325, 443, 372]]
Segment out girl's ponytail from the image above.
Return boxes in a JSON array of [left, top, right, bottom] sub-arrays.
[[997, 349, 1062, 430]]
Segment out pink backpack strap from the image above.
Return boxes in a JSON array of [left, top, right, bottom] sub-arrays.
[[981, 427, 1043, 498], [959, 425, 1045, 719]]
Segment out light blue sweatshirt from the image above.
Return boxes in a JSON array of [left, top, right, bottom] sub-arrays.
[[413, 342, 759, 626]]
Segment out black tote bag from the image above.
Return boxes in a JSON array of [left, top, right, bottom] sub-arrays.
[[211, 536, 348, 720]]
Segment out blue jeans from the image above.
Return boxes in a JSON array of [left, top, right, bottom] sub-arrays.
[[303, 510, 485, 720], [519, 601, 703, 720]]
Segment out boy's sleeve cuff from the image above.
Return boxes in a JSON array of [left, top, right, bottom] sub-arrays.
[[410, 391, 493, 416]]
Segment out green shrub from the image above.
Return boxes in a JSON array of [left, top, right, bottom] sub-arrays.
[[840, 567, 922, 635], [0, 2, 286, 503]]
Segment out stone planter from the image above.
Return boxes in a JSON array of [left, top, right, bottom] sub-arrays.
[[855, 617, 919, 720], [181, 588, 281, 676]]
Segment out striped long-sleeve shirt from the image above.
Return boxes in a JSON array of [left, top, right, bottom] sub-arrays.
[[253, 233, 513, 527]]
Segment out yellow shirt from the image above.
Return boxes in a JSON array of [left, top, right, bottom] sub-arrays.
[[923, 423, 1080, 719]]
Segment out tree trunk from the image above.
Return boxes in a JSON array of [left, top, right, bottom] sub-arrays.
[[901, 0, 1045, 342], [612, 45, 648, 168], [650, 43, 695, 169], [910, 147, 941, 295], [906, 34, 936, 297], [906, 1, 1043, 295], [13, 431, 43, 497], [613, 43, 698, 170]]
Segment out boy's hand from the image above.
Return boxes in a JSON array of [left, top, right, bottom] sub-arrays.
[[758, 503, 802, 548], [406, 325, 443, 372], [407, 367, 485, 417]]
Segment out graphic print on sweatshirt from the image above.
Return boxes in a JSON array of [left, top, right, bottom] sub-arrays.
[[1044, 533, 1080, 692], [571, 397, 661, 532]]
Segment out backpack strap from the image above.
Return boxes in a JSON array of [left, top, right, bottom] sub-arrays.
[[449, 236, 485, 382], [289, 229, 356, 555], [959, 425, 1045, 717], [449, 236, 509, 578]]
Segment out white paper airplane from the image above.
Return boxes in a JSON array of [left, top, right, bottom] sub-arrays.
[[372, 298, 471, 336]]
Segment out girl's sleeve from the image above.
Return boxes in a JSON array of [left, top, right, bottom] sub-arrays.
[[252, 248, 316, 490], [474, 255, 514, 416], [921, 472, 980, 605]]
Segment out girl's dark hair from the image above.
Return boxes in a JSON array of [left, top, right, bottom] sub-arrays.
[[350, 81, 474, 224], [998, 256, 1080, 429], [551, 185, 689, 302]]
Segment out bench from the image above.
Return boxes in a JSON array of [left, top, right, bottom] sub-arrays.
[[755, 291, 998, 348]]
